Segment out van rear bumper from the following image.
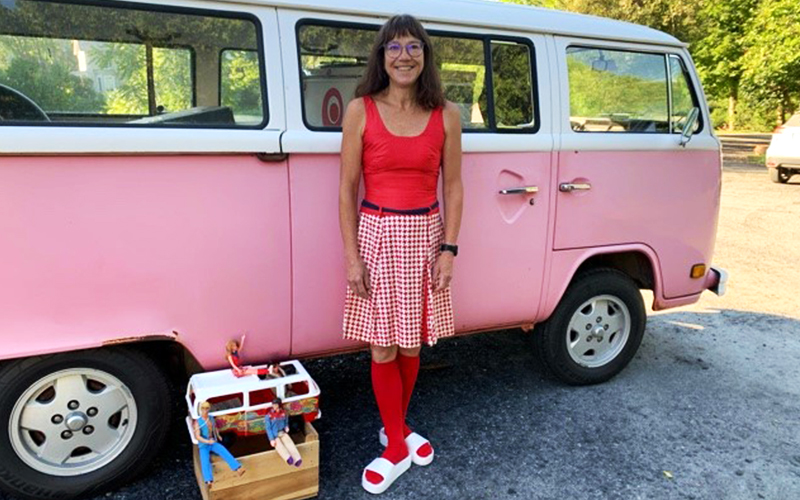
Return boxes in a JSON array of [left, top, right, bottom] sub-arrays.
[[704, 266, 728, 296]]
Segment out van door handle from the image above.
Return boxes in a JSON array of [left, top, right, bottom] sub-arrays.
[[559, 182, 592, 192], [499, 186, 538, 195]]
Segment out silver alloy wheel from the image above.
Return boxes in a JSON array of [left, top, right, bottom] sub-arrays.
[[566, 294, 631, 368], [9, 368, 138, 476]]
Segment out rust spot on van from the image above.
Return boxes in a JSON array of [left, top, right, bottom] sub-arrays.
[[102, 330, 178, 346]]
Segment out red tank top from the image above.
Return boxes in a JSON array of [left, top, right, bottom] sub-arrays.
[[361, 95, 444, 209]]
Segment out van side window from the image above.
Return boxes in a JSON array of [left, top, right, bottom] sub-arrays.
[[0, 0, 266, 128], [567, 47, 668, 133], [668, 55, 702, 134], [491, 40, 535, 129], [297, 21, 537, 133], [430, 35, 488, 130]]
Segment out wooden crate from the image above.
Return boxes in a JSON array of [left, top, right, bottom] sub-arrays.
[[192, 422, 319, 500]]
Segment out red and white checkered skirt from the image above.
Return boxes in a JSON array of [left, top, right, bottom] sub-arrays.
[[342, 211, 455, 348]]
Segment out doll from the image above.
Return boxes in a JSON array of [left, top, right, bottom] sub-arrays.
[[225, 335, 284, 379], [265, 398, 302, 467], [194, 401, 245, 486]]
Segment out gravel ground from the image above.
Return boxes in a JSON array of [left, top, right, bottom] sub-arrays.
[[6, 159, 800, 500]]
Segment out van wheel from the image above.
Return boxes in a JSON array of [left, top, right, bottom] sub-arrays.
[[535, 269, 646, 385], [770, 167, 791, 183], [0, 348, 170, 500]]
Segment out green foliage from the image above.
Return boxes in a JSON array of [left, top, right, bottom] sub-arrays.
[[741, 0, 800, 111], [221, 50, 263, 121], [492, 41, 534, 127], [0, 37, 104, 113], [693, 0, 758, 98], [91, 43, 191, 115], [524, 0, 705, 44]]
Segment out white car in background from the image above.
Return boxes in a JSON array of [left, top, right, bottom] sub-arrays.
[[766, 113, 800, 183]]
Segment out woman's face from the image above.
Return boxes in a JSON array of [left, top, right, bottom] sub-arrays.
[[383, 33, 425, 89]]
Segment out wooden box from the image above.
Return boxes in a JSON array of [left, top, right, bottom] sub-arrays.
[[192, 422, 319, 500]]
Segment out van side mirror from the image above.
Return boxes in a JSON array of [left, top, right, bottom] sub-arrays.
[[680, 107, 700, 147]]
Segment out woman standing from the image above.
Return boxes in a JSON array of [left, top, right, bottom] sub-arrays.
[[339, 14, 463, 494]]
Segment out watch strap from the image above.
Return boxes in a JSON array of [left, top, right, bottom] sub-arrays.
[[440, 243, 458, 256]]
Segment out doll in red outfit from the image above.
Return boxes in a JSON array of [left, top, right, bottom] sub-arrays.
[[225, 335, 283, 379]]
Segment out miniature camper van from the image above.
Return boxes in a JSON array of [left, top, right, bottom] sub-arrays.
[[185, 360, 321, 500]]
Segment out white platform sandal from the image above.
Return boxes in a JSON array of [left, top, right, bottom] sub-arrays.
[[361, 455, 412, 494], [379, 427, 434, 466]]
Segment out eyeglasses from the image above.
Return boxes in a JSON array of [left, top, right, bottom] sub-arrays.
[[384, 41, 424, 59]]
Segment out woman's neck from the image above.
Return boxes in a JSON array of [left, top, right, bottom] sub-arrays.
[[383, 84, 417, 110]]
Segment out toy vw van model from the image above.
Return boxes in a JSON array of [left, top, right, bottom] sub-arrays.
[[185, 361, 321, 500], [0, 0, 726, 498], [185, 360, 321, 440]]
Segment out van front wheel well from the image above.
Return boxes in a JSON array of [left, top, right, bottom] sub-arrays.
[[573, 251, 655, 291]]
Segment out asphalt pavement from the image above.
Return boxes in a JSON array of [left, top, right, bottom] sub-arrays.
[[81, 310, 800, 500]]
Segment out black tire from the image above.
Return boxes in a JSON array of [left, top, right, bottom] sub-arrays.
[[0, 348, 171, 500], [534, 268, 646, 385], [770, 167, 791, 184]]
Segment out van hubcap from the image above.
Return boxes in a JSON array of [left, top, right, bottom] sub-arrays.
[[9, 368, 137, 476], [566, 295, 631, 368]]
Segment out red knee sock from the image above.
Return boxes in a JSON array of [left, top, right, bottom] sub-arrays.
[[396, 354, 432, 458], [396, 353, 419, 437], [366, 359, 408, 484]]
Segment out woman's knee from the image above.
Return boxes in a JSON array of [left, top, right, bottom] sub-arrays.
[[398, 346, 421, 358], [371, 345, 398, 363]]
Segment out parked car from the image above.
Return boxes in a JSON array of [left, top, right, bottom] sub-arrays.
[[766, 113, 800, 183], [0, 0, 726, 498]]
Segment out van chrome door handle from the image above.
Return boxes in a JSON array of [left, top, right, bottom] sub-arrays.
[[559, 182, 592, 192], [499, 186, 538, 195]]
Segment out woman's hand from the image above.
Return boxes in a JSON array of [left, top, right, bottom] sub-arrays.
[[433, 253, 454, 292], [347, 258, 371, 299], [270, 440, 277, 447]]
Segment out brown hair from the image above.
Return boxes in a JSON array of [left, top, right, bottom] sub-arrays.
[[355, 14, 445, 110]]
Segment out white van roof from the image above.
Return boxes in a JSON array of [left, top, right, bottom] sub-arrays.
[[215, 0, 684, 47]]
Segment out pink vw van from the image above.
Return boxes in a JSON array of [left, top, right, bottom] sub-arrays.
[[0, 0, 726, 497]]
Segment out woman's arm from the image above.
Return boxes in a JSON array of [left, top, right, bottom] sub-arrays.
[[434, 101, 464, 292], [339, 97, 370, 298]]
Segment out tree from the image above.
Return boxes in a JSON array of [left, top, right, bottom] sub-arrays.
[[692, 0, 760, 129], [0, 37, 104, 113], [501, 0, 704, 44], [740, 0, 800, 125]]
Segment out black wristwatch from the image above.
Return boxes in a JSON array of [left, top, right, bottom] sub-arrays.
[[440, 243, 458, 257]]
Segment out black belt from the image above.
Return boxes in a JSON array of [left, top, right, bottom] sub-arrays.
[[361, 199, 439, 215]]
